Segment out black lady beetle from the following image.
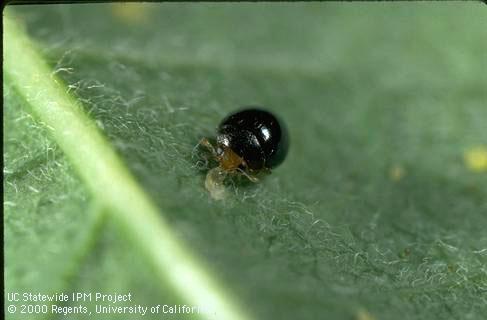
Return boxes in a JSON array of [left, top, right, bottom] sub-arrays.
[[200, 107, 289, 199]]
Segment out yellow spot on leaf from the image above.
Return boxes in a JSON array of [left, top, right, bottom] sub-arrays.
[[356, 308, 376, 320], [464, 146, 487, 173], [111, 3, 150, 25], [389, 164, 406, 181]]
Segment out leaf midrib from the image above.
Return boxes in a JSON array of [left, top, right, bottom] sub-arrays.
[[4, 13, 251, 320]]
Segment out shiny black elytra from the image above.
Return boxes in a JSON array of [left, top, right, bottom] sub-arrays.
[[216, 108, 289, 171], [200, 107, 289, 199]]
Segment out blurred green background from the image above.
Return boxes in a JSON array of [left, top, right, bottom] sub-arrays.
[[4, 3, 487, 320]]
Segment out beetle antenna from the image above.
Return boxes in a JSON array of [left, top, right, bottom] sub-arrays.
[[198, 137, 218, 157]]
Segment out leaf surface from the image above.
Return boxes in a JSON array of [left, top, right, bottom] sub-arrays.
[[4, 3, 487, 320]]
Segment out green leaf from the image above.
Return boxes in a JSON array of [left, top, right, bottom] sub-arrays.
[[4, 3, 487, 320]]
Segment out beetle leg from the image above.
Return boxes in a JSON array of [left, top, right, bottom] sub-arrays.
[[236, 167, 259, 183], [262, 167, 272, 174]]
